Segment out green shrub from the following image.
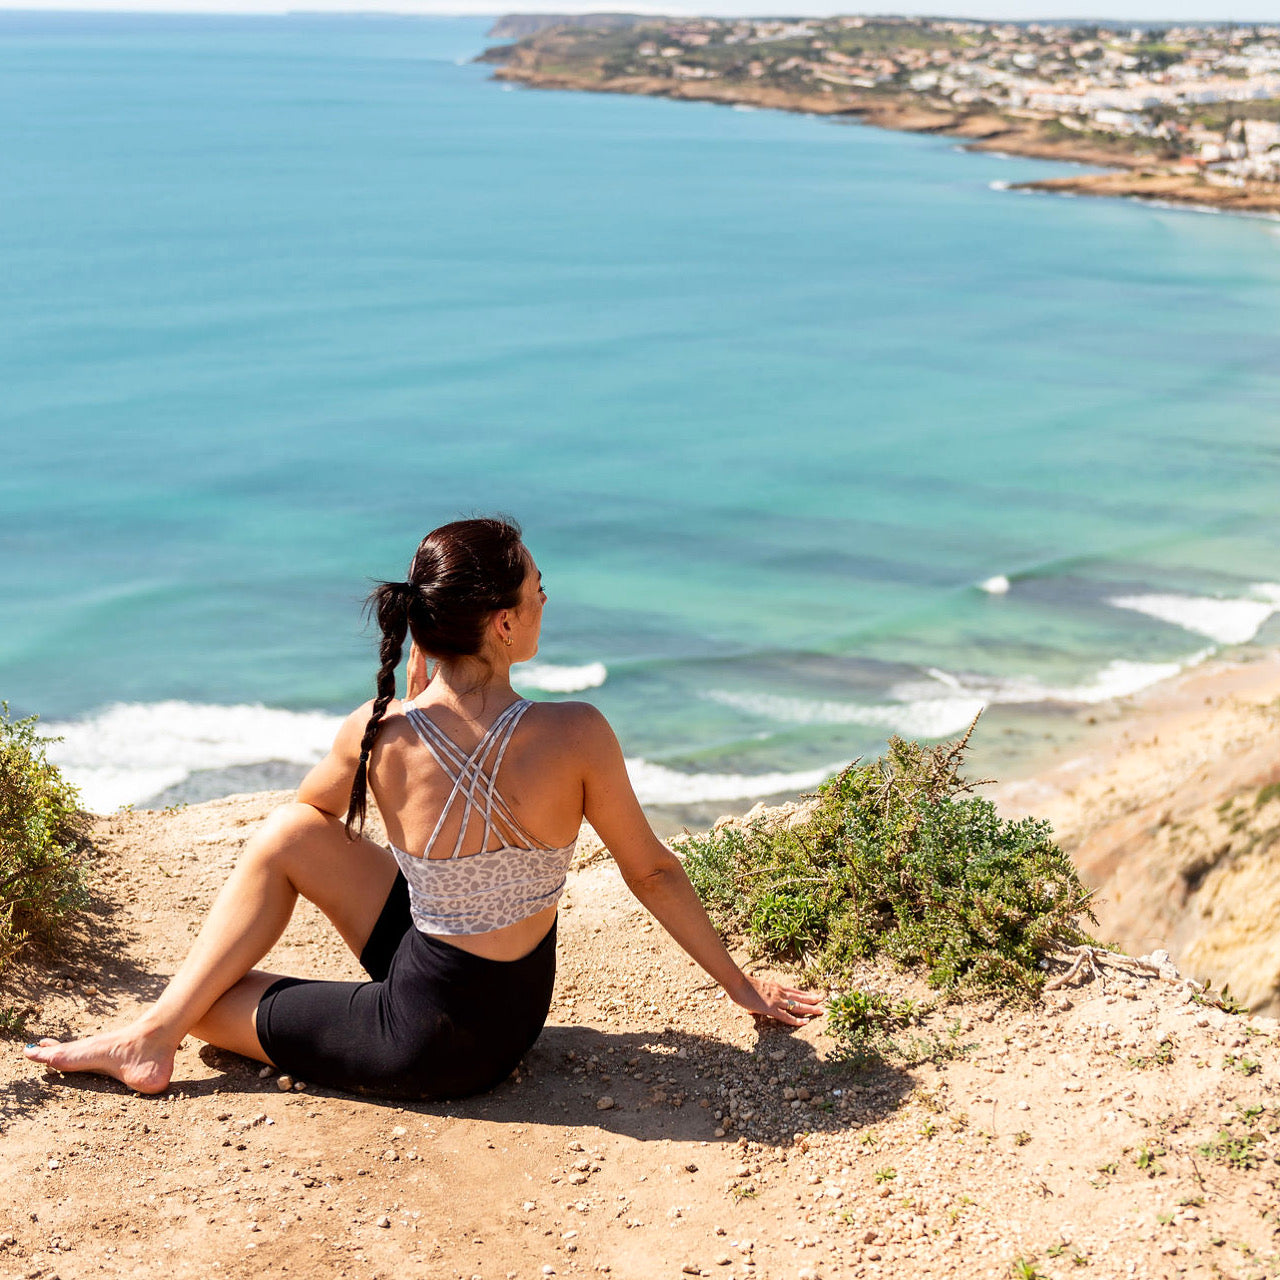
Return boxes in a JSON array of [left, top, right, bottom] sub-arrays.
[[684, 726, 1096, 1028], [0, 705, 90, 972]]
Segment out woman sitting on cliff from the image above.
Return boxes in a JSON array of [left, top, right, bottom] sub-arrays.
[[25, 517, 822, 1099]]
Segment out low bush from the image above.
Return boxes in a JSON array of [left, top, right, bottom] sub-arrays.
[[683, 724, 1096, 1056], [0, 706, 90, 976]]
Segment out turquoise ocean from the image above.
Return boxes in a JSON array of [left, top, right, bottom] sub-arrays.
[[3, 13, 1280, 821]]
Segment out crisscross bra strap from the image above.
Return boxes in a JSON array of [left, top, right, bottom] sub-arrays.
[[401, 699, 543, 857]]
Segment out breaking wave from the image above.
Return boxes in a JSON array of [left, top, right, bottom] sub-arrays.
[[623, 758, 835, 807], [705, 689, 987, 740], [44, 701, 343, 815], [515, 661, 608, 693], [1107, 584, 1280, 647], [45, 697, 824, 814], [705, 644, 1220, 741]]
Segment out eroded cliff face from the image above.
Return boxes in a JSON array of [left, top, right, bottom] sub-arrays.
[[1076, 761, 1280, 1015], [998, 661, 1280, 1016]]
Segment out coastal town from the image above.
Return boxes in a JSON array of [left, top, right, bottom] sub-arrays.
[[484, 15, 1280, 212]]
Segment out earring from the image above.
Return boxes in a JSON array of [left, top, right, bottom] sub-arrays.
[[503, 635, 512, 647]]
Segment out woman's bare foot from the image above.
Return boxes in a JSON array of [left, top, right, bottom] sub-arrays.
[[24, 1022, 178, 1094]]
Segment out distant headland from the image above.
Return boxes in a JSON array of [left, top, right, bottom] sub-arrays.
[[480, 14, 1280, 217]]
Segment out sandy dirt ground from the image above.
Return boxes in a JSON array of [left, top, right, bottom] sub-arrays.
[[5, 660, 1280, 1280]]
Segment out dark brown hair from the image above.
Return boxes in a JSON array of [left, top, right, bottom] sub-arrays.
[[345, 516, 527, 838]]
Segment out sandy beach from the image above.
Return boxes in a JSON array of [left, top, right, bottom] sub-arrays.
[[3, 651, 1279, 1279]]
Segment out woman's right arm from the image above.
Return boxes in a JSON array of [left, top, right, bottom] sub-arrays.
[[570, 705, 823, 1027]]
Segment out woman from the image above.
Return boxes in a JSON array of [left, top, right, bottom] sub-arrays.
[[25, 517, 823, 1099]]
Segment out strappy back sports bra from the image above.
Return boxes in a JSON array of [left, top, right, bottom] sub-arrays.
[[388, 698, 576, 937]]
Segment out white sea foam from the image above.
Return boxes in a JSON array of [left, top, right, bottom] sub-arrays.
[[516, 661, 608, 693], [706, 644, 1218, 741], [44, 701, 344, 814], [988, 180, 1010, 191], [979, 574, 1010, 594], [624, 757, 835, 806], [1107, 583, 1280, 646], [915, 654, 1209, 706], [705, 689, 987, 740], [47, 694, 822, 814]]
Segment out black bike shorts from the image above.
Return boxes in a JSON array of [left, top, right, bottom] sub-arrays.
[[254, 872, 556, 1100]]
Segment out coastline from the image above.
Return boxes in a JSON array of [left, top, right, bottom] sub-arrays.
[[488, 64, 1280, 218], [631, 646, 1280, 1011], [1009, 169, 1280, 218]]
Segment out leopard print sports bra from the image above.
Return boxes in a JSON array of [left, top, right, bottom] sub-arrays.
[[388, 698, 576, 937]]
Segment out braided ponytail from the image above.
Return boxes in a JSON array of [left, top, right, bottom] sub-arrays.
[[345, 580, 415, 840]]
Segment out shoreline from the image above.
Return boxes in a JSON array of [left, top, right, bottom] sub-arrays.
[[1009, 170, 1280, 219], [650, 647, 1280, 1011], [488, 64, 1280, 219]]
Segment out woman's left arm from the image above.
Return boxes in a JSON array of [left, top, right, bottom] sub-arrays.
[[574, 705, 825, 1027], [296, 703, 375, 819]]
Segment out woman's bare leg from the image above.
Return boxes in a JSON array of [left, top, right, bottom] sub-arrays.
[[24, 803, 398, 1092]]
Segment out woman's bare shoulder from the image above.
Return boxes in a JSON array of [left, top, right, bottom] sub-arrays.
[[521, 699, 614, 748], [522, 698, 607, 726]]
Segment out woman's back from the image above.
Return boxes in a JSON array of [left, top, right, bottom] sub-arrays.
[[368, 696, 593, 959]]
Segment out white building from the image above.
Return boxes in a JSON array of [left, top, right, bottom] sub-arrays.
[[1244, 119, 1280, 157]]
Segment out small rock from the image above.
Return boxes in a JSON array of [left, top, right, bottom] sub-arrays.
[[541, 1268, 556, 1277], [258, 1066, 273, 1080], [682, 1267, 702, 1277], [596, 1096, 615, 1111], [1016, 1101, 1030, 1111], [392, 1125, 408, 1138], [375, 1215, 391, 1228], [715, 1255, 732, 1266], [276, 1075, 294, 1092], [293, 1081, 308, 1091]]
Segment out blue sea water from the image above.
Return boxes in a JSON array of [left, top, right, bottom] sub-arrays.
[[2, 12, 1280, 816]]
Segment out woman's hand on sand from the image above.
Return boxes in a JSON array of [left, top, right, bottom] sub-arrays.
[[735, 977, 825, 1027]]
